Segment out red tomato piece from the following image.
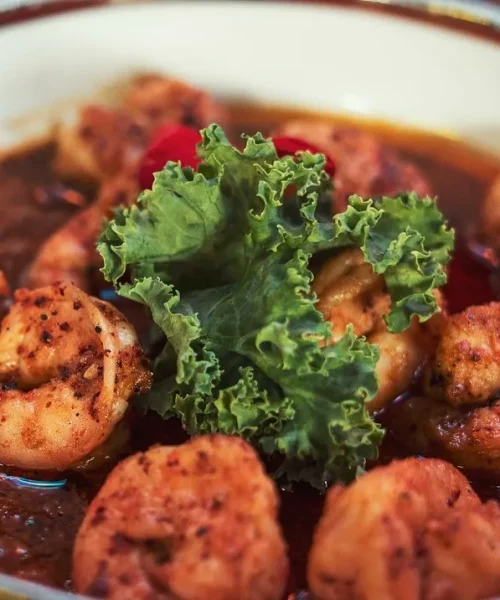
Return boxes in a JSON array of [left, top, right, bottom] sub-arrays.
[[272, 136, 336, 179], [138, 124, 202, 190]]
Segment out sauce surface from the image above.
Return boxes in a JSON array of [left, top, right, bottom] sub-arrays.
[[1, 102, 500, 596]]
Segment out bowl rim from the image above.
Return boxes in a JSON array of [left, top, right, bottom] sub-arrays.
[[1, 0, 499, 45], [2, 0, 500, 156]]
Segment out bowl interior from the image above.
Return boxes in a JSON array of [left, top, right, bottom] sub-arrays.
[[0, 1, 500, 152]]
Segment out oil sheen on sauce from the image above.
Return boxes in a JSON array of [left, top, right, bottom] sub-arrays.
[[0, 102, 499, 596]]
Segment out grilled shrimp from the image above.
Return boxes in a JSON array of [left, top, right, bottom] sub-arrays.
[[308, 457, 500, 600], [385, 303, 500, 471], [425, 302, 500, 406], [385, 395, 500, 472], [313, 249, 391, 342], [53, 104, 145, 184], [54, 74, 225, 184], [313, 249, 433, 411], [122, 73, 226, 133], [73, 435, 288, 600], [28, 176, 138, 290], [0, 282, 151, 470], [274, 121, 433, 212], [33, 75, 226, 289], [368, 322, 429, 412]]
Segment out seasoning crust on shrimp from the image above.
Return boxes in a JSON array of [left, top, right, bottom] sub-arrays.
[[0, 281, 151, 470], [425, 302, 500, 405], [54, 74, 226, 184], [74, 434, 288, 600], [387, 303, 500, 471], [308, 457, 500, 600]]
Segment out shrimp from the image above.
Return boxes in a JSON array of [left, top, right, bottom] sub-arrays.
[[54, 104, 146, 184], [421, 501, 500, 599], [384, 394, 500, 472], [312, 249, 390, 342], [28, 175, 139, 290], [73, 434, 288, 600], [308, 457, 500, 600], [122, 73, 227, 132], [33, 75, 227, 289], [0, 282, 151, 470], [54, 74, 226, 184], [274, 121, 433, 213], [367, 321, 429, 412], [313, 249, 433, 411], [383, 303, 500, 471], [425, 302, 500, 406]]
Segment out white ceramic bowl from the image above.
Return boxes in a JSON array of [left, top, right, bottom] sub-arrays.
[[1, 0, 500, 153], [0, 2, 499, 599]]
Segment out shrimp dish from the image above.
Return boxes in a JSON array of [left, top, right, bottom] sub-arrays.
[[1, 70, 500, 600]]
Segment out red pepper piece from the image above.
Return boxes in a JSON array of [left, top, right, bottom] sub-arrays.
[[272, 136, 336, 179], [138, 124, 202, 190], [139, 129, 336, 191]]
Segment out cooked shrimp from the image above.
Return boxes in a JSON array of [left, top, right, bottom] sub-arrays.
[[28, 175, 138, 290], [367, 321, 429, 412], [274, 121, 433, 212], [384, 304, 500, 471], [422, 500, 500, 599], [425, 302, 500, 406], [313, 249, 390, 341], [313, 249, 432, 411], [54, 105, 146, 183], [0, 282, 151, 470], [73, 434, 288, 600], [54, 74, 225, 184], [307, 457, 500, 600], [123, 73, 226, 132], [425, 289, 447, 339], [385, 394, 500, 472]]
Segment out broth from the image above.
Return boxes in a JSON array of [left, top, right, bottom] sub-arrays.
[[0, 102, 499, 596]]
